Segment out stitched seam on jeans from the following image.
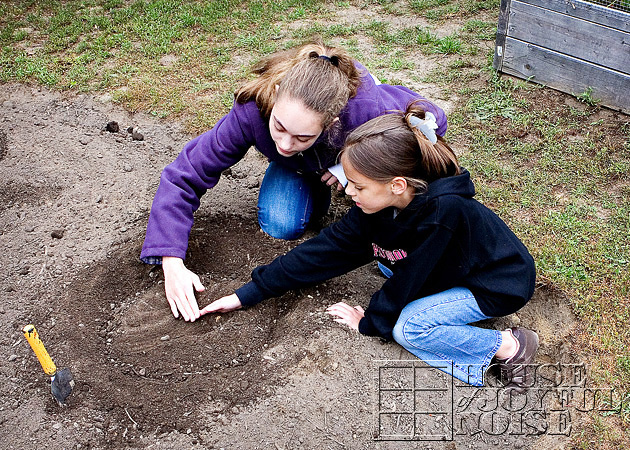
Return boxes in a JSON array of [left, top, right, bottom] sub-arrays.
[[300, 183, 311, 227], [466, 330, 502, 386], [482, 330, 503, 377], [400, 291, 491, 385]]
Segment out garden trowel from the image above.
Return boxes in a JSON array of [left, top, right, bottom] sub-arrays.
[[22, 324, 74, 406]]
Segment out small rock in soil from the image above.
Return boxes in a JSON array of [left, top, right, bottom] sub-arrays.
[[105, 121, 119, 133], [51, 229, 64, 239], [131, 128, 144, 141], [245, 176, 259, 189], [17, 266, 30, 275], [8, 354, 18, 361]]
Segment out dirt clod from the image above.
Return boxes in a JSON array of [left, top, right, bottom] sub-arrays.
[[106, 121, 119, 133]]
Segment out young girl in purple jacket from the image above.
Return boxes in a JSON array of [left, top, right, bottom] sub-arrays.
[[141, 40, 447, 323], [201, 102, 539, 392]]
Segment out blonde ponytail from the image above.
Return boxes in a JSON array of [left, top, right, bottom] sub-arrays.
[[235, 40, 361, 125]]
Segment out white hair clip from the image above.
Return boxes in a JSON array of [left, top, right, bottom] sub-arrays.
[[408, 112, 438, 144]]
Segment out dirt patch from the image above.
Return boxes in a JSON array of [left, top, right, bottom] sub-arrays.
[[0, 129, 7, 161], [0, 84, 587, 449]]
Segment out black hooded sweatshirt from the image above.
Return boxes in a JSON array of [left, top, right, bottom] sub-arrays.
[[235, 169, 536, 341]]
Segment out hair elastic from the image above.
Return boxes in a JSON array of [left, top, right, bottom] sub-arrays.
[[318, 54, 339, 66], [408, 112, 438, 144]]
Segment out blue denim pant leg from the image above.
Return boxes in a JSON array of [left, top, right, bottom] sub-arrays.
[[257, 162, 331, 240], [392, 287, 502, 387], [377, 262, 394, 278]]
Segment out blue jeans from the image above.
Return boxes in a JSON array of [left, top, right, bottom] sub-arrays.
[[377, 262, 394, 278], [392, 287, 502, 387], [257, 162, 331, 240]]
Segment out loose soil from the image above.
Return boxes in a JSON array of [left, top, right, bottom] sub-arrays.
[[0, 83, 585, 449]]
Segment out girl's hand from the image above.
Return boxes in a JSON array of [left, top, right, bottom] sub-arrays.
[[321, 171, 345, 191], [200, 293, 242, 315], [326, 302, 365, 331], [162, 256, 205, 322]]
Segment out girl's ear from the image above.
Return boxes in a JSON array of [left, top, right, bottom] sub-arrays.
[[391, 177, 408, 195]]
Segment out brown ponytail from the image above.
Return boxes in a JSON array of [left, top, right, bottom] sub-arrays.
[[235, 40, 361, 127], [341, 101, 459, 193]]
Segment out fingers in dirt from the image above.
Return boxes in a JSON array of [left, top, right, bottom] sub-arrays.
[[184, 287, 200, 321], [167, 298, 180, 319], [174, 294, 195, 322]]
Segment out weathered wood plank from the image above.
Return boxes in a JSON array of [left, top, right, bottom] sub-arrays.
[[508, 0, 630, 73], [501, 37, 630, 113], [521, 0, 630, 32], [494, 0, 511, 71]]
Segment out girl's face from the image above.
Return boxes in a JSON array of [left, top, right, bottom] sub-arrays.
[[342, 156, 406, 214], [269, 96, 324, 157]]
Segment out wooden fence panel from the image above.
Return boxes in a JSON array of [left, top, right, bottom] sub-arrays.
[[508, 1, 629, 73], [502, 37, 630, 112], [524, 0, 630, 31], [494, 0, 630, 113]]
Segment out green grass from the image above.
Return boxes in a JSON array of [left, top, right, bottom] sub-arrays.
[[462, 18, 496, 40], [0, 0, 491, 127], [457, 77, 630, 409], [1, 0, 629, 444], [409, 0, 499, 21], [0, 0, 326, 127], [577, 86, 601, 107]]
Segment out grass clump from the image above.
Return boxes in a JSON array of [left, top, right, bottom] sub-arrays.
[[458, 73, 630, 414], [0, 0, 326, 130]]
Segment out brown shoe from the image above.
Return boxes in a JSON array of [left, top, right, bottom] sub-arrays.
[[496, 327, 539, 394]]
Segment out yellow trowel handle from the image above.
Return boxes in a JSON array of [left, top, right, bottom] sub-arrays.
[[23, 325, 57, 376]]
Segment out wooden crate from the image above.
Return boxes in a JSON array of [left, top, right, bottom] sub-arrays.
[[494, 0, 630, 113]]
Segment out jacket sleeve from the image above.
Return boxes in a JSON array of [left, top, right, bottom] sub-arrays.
[[358, 221, 455, 341], [341, 78, 449, 143], [236, 208, 374, 307], [140, 103, 257, 262]]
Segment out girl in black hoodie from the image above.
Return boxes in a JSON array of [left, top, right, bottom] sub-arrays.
[[201, 102, 539, 391]]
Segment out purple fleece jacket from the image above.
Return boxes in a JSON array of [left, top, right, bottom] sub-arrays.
[[141, 64, 447, 262]]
